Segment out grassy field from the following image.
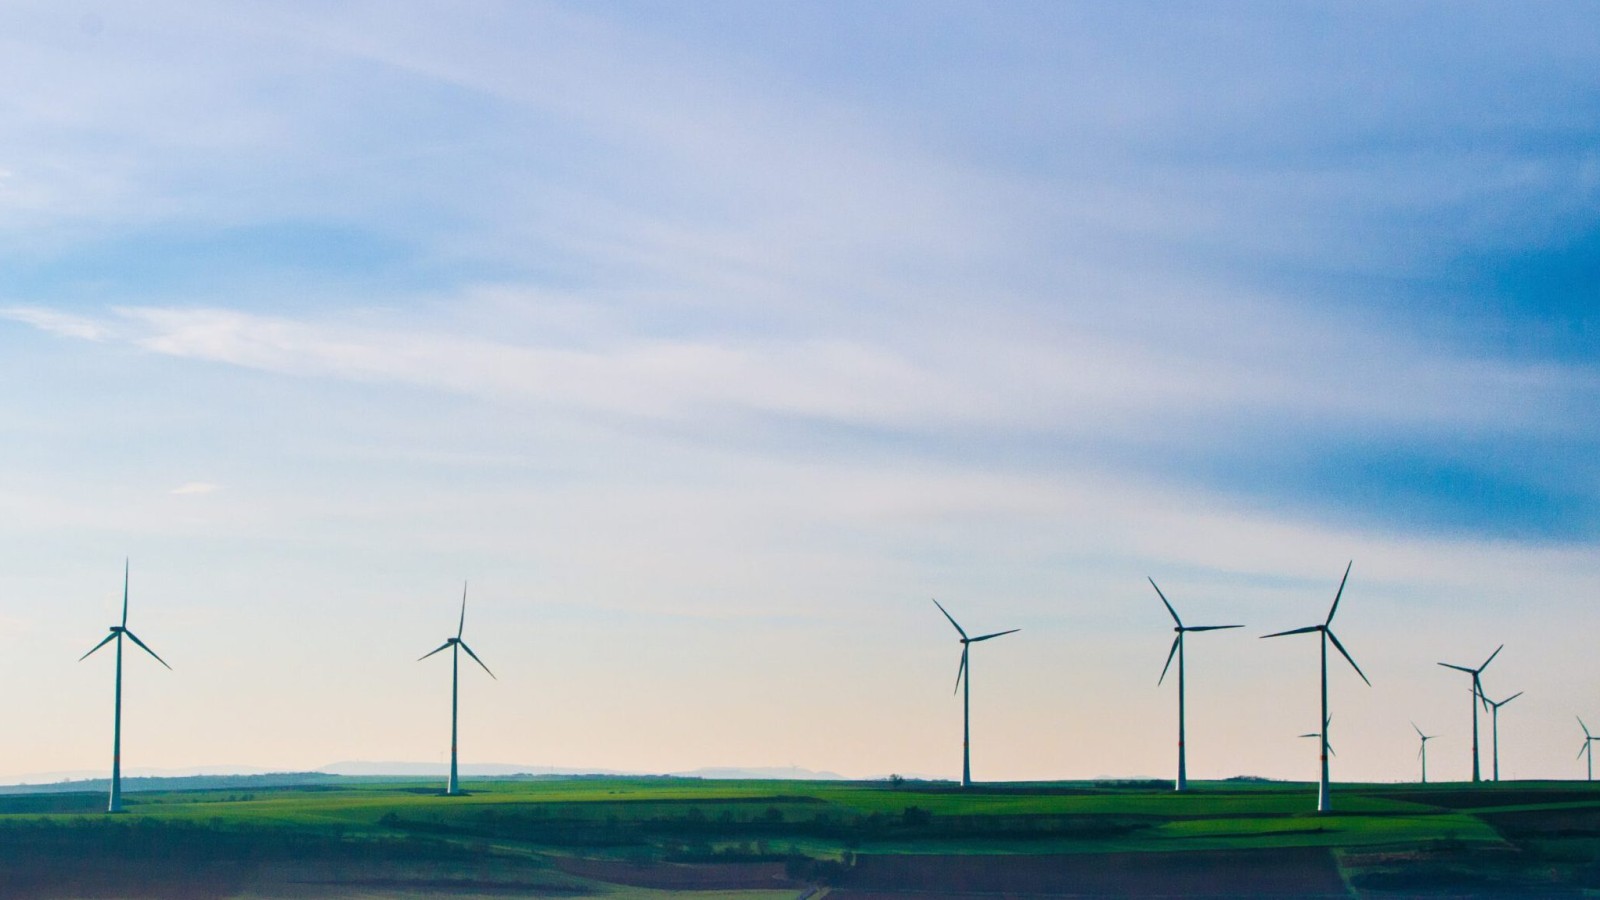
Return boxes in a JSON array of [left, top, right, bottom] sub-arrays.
[[1, 777, 1597, 897]]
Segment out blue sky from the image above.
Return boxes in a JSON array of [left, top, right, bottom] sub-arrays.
[[0, 1, 1596, 784]]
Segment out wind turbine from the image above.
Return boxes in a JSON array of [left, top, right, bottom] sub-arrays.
[[1149, 578, 1241, 792], [1436, 645, 1501, 783], [419, 582, 495, 796], [1478, 689, 1522, 783], [1579, 718, 1599, 781], [1412, 722, 1438, 784], [78, 560, 170, 813], [932, 599, 1018, 788], [1261, 561, 1369, 813]]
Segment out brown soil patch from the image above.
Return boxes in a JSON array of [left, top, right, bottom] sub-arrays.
[[831, 847, 1348, 898], [554, 857, 798, 890]]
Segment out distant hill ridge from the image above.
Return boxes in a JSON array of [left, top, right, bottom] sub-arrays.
[[0, 763, 853, 794]]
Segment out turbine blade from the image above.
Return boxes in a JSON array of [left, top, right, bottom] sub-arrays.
[[1580, 717, 1592, 739], [1184, 625, 1244, 632], [78, 631, 117, 662], [1479, 643, 1503, 672], [1581, 742, 1590, 760], [1148, 578, 1182, 627], [931, 599, 967, 640], [121, 629, 171, 670], [953, 646, 967, 694], [459, 641, 495, 679], [1299, 733, 1319, 738], [418, 641, 452, 661], [1412, 721, 1425, 739], [968, 628, 1019, 642], [121, 558, 130, 628], [1502, 691, 1523, 705], [1325, 560, 1352, 626], [1329, 743, 1337, 758], [1261, 625, 1320, 639], [1418, 746, 1424, 760], [1326, 629, 1370, 686], [1437, 662, 1475, 674], [1158, 634, 1180, 685], [458, 581, 468, 640]]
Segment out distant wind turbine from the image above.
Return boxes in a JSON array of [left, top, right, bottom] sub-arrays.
[[1478, 689, 1522, 783], [419, 582, 495, 796], [932, 599, 1018, 789], [1412, 722, 1438, 784], [1148, 578, 1242, 792], [1261, 561, 1369, 813], [1579, 718, 1599, 782], [1436, 645, 1502, 783], [1299, 720, 1335, 757], [78, 560, 170, 813]]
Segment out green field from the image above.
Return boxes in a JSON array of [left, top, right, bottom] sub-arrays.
[[2, 777, 1598, 897]]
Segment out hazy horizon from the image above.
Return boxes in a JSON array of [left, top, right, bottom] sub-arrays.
[[0, 2, 1596, 787]]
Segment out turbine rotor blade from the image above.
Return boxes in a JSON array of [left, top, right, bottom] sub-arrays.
[[122, 629, 171, 670], [1579, 717, 1592, 739], [1437, 662, 1475, 674], [1158, 634, 1180, 685], [931, 599, 967, 640], [78, 631, 117, 662], [1412, 721, 1425, 739], [458, 581, 468, 640], [1325, 560, 1352, 625], [1148, 578, 1182, 627], [459, 641, 495, 679], [1261, 625, 1320, 639], [1326, 629, 1370, 686], [1184, 625, 1243, 632], [121, 558, 130, 628], [968, 628, 1019, 642], [1502, 691, 1524, 705], [953, 646, 967, 694], [418, 640, 452, 661], [1480, 643, 1503, 672]]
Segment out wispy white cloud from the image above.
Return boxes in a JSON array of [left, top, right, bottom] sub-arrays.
[[8, 299, 1590, 450], [0, 306, 112, 341]]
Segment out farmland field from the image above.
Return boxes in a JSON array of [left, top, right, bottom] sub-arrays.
[[2, 777, 1598, 897]]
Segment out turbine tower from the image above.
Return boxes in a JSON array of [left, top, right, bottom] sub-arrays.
[[1261, 561, 1369, 813], [1412, 722, 1437, 784], [1479, 689, 1522, 783], [1579, 718, 1599, 781], [78, 560, 170, 813], [1149, 578, 1241, 792], [932, 599, 1018, 788], [419, 582, 495, 796], [1436, 645, 1501, 783]]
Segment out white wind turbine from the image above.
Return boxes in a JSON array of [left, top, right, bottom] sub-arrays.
[[79, 560, 170, 813], [1149, 578, 1241, 792], [419, 582, 496, 796], [932, 599, 1018, 788], [1261, 562, 1369, 813]]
